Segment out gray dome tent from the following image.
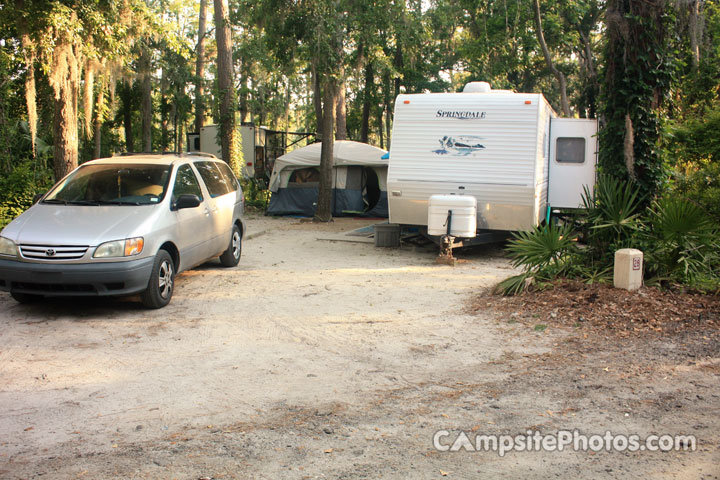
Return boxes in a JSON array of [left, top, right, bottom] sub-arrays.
[[267, 140, 388, 217]]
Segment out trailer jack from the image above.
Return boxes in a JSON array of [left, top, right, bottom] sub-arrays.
[[436, 234, 457, 266], [436, 209, 457, 266]]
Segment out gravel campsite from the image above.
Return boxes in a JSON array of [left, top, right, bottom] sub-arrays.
[[0, 215, 718, 479]]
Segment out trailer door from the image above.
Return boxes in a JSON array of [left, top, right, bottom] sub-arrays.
[[548, 118, 597, 209]]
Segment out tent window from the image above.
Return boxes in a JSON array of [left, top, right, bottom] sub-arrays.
[[289, 167, 320, 185]]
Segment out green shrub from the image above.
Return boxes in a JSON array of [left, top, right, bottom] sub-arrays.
[[670, 159, 720, 221], [241, 177, 270, 209], [665, 107, 720, 220], [640, 197, 720, 290], [0, 161, 54, 229]]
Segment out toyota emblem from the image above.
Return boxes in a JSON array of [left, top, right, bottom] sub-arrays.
[[45, 249, 56, 257]]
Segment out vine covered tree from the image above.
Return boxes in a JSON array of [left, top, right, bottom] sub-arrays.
[[214, 0, 242, 175], [599, 0, 675, 201]]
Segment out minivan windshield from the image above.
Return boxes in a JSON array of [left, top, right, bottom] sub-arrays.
[[44, 163, 171, 206]]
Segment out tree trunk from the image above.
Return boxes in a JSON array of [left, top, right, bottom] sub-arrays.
[[315, 80, 336, 222], [377, 100, 384, 150], [195, 0, 207, 132], [311, 59, 323, 137], [214, 0, 239, 172], [623, 114, 635, 178], [120, 82, 134, 153], [688, 0, 701, 70], [139, 46, 152, 152], [52, 70, 79, 180], [384, 72, 392, 148], [169, 98, 177, 153], [532, 0, 571, 117], [394, 37, 403, 98], [360, 61, 373, 143], [257, 86, 266, 127], [93, 117, 102, 159], [335, 74, 347, 140], [284, 80, 291, 133], [599, 0, 671, 202], [17, 17, 37, 157], [578, 29, 598, 118], [160, 69, 169, 150], [239, 67, 249, 123], [92, 81, 105, 159]]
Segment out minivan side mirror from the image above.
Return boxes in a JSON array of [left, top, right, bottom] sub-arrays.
[[33, 192, 45, 204], [173, 194, 202, 210]]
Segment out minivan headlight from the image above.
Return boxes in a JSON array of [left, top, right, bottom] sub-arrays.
[[94, 237, 144, 258], [0, 237, 18, 257]]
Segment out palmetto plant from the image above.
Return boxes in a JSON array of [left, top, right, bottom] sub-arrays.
[[642, 197, 720, 287], [580, 175, 645, 249], [496, 175, 720, 295], [506, 222, 578, 273], [498, 223, 578, 295]]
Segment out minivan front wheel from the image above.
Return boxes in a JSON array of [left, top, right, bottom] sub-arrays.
[[219, 224, 242, 267], [141, 250, 175, 309], [11, 292, 42, 304]]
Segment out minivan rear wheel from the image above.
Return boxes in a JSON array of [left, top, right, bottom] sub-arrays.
[[219, 224, 242, 267], [141, 250, 175, 309]]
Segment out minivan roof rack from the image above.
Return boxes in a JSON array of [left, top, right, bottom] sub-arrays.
[[183, 152, 219, 159], [114, 151, 219, 160], [117, 151, 181, 156]]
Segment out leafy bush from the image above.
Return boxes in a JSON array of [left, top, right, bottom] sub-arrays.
[[664, 107, 720, 220], [241, 177, 270, 209], [0, 161, 54, 229], [640, 197, 720, 289]]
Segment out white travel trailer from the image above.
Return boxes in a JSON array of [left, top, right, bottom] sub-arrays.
[[187, 124, 265, 178], [387, 82, 597, 240]]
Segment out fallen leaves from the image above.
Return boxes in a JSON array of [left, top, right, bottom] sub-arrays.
[[476, 281, 720, 338]]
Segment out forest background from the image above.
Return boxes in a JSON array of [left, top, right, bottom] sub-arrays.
[[0, 0, 718, 226]]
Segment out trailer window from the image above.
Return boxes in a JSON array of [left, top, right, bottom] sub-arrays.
[[556, 137, 586, 164]]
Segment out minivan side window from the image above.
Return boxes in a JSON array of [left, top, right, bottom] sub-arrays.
[[195, 161, 232, 197], [215, 161, 239, 192], [172, 164, 204, 204]]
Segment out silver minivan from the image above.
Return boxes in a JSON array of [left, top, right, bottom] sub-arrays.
[[0, 153, 245, 308]]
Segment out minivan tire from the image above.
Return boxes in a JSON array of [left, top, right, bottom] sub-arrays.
[[11, 292, 42, 304], [219, 224, 242, 267], [141, 250, 175, 309]]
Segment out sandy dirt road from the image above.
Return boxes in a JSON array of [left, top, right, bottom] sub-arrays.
[[0, 215, 717, 479]]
